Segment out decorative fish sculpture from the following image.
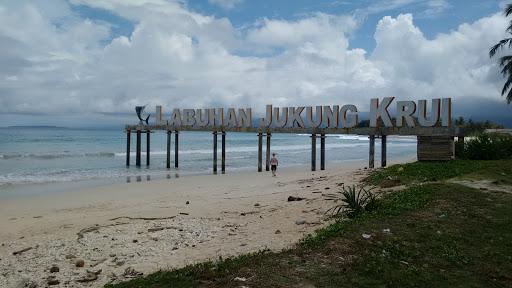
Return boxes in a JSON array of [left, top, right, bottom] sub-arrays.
[[135, 105, 150, 125]]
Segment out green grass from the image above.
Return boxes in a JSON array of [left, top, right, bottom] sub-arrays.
[[365, 159, 512, 187], [108, 160, 512, 288]]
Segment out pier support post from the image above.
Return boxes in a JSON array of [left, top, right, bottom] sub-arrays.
[[381, 135, 387, 167], [265, 132, 271, 171], [221, 131, 226, 174], [136, 130, 141, 167], [126, 130, 131, 166], [456, 136, 464, 159], [166, 131, 171, 169], [320, 133, 325, 170], [213, 131, 218, 174], [369, 135, 375, 169], [311, 134, 317, 171], [174, 131, 179, 168], [257, 132, 263, 172], [146, 130, 150, 166]]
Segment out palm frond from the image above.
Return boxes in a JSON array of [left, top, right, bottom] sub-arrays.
[[500, 60, 512, 77], [505, 4, 512, 16], [506, 21, 512, 33], [499, 55, 512, 66], [489, 38, 512, 58], [499, 56, 512, 77], [507, 82, 512, 103], [501, 78, 512, 96]]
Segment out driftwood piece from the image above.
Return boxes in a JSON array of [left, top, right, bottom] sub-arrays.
[[12, 247, 32, 255], [147, 226, 178, 233], [109, 216, 176, 221], [90, 258, 107, 267], [77, 223, 126, 244], [288, 196, 305, 202]]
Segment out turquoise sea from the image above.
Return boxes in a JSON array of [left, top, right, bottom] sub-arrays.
[[0, 127, 417, 196]]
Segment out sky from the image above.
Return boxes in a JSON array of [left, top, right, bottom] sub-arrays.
[[0, 0, 511, 127]]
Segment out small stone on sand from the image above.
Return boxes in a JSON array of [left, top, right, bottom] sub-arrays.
[[75, 259, 85, 268]]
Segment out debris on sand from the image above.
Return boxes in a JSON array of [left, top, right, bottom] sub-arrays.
[[295, 219, 306, 225]]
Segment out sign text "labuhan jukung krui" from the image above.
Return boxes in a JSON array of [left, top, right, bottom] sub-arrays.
[[154, 97, 452, 128]]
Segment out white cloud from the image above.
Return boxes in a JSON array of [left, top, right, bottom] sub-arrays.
[[354, 0, 451, 22], [247, 13, 357, 48], [0, 0, 510, 123], [422, 0, 450, 17], [372, 13, 507, 102], [208, 0, 243, 10]]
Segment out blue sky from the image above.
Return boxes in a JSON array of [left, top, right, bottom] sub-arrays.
[[74, 0, 503, 52], [0, 0, 511, 127]]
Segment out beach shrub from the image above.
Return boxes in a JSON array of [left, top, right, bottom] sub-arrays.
[[457, 133, 512, 160], [327, 184, 377, 218]]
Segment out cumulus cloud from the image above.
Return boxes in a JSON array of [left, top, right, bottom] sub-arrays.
[[0, 0, 510, 124], [372, 13, 507, 103]]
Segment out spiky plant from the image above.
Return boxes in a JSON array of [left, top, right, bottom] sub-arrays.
[[327, 184, 377, 218], [489, 3, 512, 104]]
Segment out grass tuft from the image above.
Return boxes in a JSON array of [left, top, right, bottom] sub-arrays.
[[365, 159, 512, 187]]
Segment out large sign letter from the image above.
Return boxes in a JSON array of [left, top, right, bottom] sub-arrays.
[[441, 98, 451, 127], [258, 105, 272, 127], [340, 105, 358, 128], [288, 107, 305, 128], [396, 101, 416, 127], [155, 105, 166, 125], [417, 99, 440, 127], [323, 105, 339, 128], [182, 109, 196, 126], [273, 107, 288, 128], [208, 108, 224, 127], [195, 109, 209, 127], [226, 108, 238, 127], [305, 106, 322, 128], [238, 108, 252, 128], [370, 97, 394, 127], [170, 109, 182, 127]]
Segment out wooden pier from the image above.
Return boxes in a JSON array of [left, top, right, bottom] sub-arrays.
[[124, 125, 463, 173]]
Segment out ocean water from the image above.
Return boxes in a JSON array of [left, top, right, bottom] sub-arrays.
[[0, 127, 417, 196]]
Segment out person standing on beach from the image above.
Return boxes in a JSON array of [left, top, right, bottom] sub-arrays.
[[270, 153, 278, 177]]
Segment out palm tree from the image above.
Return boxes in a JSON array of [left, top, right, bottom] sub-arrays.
[[490, 3, 512, 104], [489, 4, 512, 104]]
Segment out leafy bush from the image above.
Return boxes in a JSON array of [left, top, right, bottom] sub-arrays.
[[327, 184, 377, 218], [454, 117, 504, 136], [457, 133, 512, 160]]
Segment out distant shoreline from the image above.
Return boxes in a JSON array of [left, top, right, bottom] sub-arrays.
[[5, 125, 68, 129]]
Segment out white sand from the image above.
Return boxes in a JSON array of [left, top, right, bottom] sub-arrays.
[[0, 161, 397, 287]]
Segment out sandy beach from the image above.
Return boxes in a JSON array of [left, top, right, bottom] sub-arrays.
[[0, 160, 405, 287]]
